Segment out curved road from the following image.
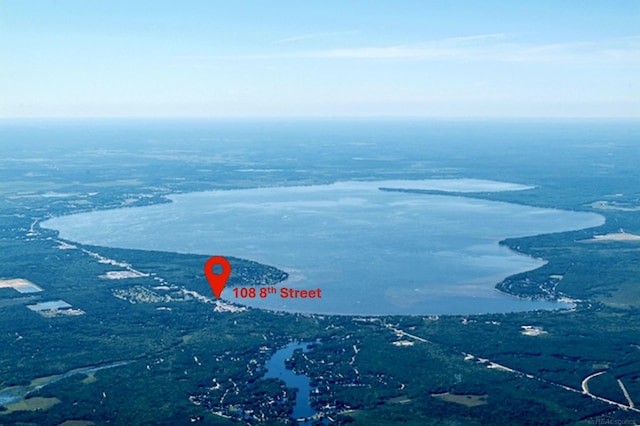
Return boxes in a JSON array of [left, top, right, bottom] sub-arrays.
[[382, 321, 640, 414]]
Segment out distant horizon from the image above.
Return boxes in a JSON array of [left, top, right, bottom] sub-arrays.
[[2, 115, 640, 121], [2, 1, 639, 118]]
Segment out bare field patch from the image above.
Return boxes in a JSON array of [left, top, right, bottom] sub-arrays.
[[100, 270, 149, 279], [591, 201, 640, 212], [81, 373, 97, 385], [584, 232, 640, 242], [432, 392, 488, 407], [1, 396, 60, 414], [27, 300, 86, 317], [389, 396, 412, 404], [0, 278, 43, 294], [598, 285, 640, 309]]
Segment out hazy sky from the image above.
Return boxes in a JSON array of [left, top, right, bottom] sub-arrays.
[[1, 1, 639, 118]]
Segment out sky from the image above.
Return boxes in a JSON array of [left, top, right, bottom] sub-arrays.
[[1, 1, 639, 118]]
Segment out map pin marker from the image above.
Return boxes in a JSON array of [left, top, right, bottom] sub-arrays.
[[204, 256, 231, 299]]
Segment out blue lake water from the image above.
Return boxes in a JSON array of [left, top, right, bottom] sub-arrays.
[[263, 342, 315, 422], [43, 178, 604, 316]]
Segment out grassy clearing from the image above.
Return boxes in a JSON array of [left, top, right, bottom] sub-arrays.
[[432, 392, 488, 407], [81, 373, 96, 385], [1, 396, 60, 413]]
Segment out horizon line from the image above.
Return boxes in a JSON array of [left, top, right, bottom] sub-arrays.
[[1, 115, 640, 121]]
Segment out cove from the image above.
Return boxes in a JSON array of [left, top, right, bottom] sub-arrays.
[[42, 179, 604, 316], [263, 342, 316, 423]]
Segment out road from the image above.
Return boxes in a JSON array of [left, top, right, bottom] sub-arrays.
[[382, 321, 640, 415]]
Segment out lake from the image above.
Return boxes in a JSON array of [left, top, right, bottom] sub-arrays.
[[42, 178, 603, 315], [263, 341, 316, 422]]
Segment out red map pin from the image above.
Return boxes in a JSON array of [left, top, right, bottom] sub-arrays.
[[204, 256, 232, 299]]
